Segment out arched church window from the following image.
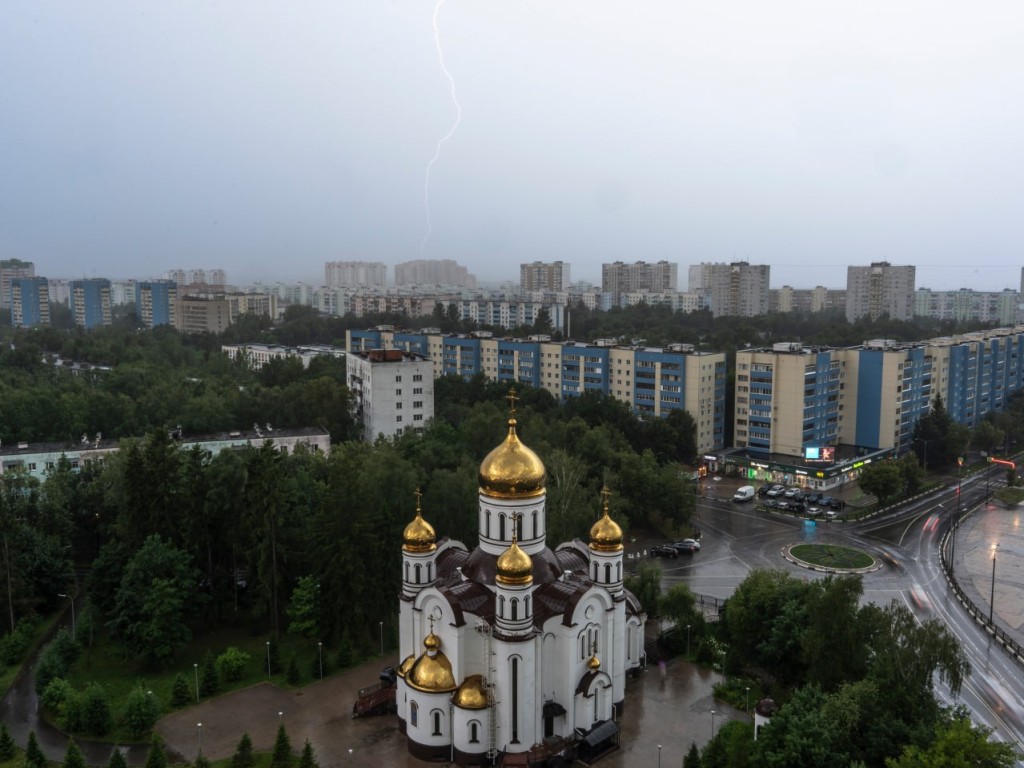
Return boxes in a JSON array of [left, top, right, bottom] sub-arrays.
[[427, 563, 433, 581], [486, 511, 491, 538], [511, 598, 518, 620], [524, 596, 530, 616], [517, 515, 524, 541], [414, 563, 422, 583], [410, 700, 419, 727], [499, 514, 506, 541], [604, 563, 611, 582], [616, 562, 621, 581], [432, 709, 443, 736], [532, 511, 538, 538], [498, 595, 505, 617], [469, 721, 480, 743], [593, 562, 598, 580], [404, 562, 410, 581]]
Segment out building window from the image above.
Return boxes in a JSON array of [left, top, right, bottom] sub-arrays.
[[396, 389, 402, 396], [414, 414, 423, 421], [469, 721, 480, 743], [432, 710, 443, 736], [413, 387, 423, 394], [413, 373, 423, 381], [396, 375, 402, 382], [410, 701, 418, 727], [413, 401, 423, 408], [396, 416, 402, 423], [396, 402, 403, 409]]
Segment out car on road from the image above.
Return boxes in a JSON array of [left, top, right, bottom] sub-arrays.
[[783, 487, 800, 498], [650, 545, 678, 558], [671, 541, 699, 554], [757, 485, 772, 497], [680, 537, 701, 551], [805, 506, 821, 517], [824, 508, 838, 520], [765, 484, 786, 498]]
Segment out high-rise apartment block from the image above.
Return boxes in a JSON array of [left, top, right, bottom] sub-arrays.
[[70, 279, 112, 329], [394, 259, 476, 288], [520, 261, 570, 292], [913, 288, 1018, 326], [348, 329, 727, 454], [601, 261, 678, 304], [325, 261, 387, 289], [696, 261, 770, 318], [135, 280, 178, 328], [0, 259, 35, 310], [175, 296, 232, 334], [846, 262, 915, 322], [346, 349, 435, 441], [12, 277, 50, 327]]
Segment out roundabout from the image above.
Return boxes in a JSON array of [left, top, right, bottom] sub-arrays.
[[783, 542, 882, 574]]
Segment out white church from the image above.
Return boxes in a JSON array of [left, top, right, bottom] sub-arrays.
[[396, 395, 647, 765]]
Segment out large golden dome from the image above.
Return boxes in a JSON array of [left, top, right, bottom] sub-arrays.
[[397, 653, 416, 679], [452, 675, 488, 710], [479, 395, 546, 498], [496, 536, 533, 586], [407, 634, 457, 693], [403, 489, 436, 553], [589, 487, 623, 553]]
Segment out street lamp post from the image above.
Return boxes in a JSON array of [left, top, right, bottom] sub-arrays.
[[686, 624, 691, 659], [952, 457, 963, 573], [193, 663, 199, 702], [278, 711, 283, 725], [197, 723, 202, 757], [57, 593, 76, 640], [657, 744, 662, 768], [745, 686, 751, 717], [990, 544, 998, 624], [266, 641, 271, 679], [318, 642, 323, 680], [379, 621, 384, 656], [711, 710, 717, 739]]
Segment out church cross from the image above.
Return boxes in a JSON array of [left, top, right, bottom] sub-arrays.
[[507, 388, 519, 418]]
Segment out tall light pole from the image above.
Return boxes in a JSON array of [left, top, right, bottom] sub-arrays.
[[745, 686, 751, 717], [278, 711, 283, 725], [686, 624, 691, 659], [318, 641, 323, 680], [952, 457, 963, 573], [197, 723, 202, 757], [711, 709, 717, 739], [657, 744, 662, 768], [989, 544, 998, 624], [57, 593, 76, 640], [379, 621, 384, 656], [193, 663, 199, 702], [266, 641, 271, 678]]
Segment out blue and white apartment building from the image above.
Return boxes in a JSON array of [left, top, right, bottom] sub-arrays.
[[346, 328, 727, 454], [726, 326, 1024, 490]]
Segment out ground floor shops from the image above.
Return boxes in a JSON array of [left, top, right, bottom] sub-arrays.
[[702, 446, 896, 493]]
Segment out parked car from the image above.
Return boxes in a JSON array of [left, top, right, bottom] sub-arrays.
[[818, 495, 834, 507], [828, 499, 846, 511], [776, 501, 791, 511], [757, 485, 772, 497], [650, 545, 678, 558], [671, 541, 698, 554], [792, 490, 807, 503], [824, 508, 838, 520], [766, 485, 786, 498], [733, 485, 756, 502], [805, 506, 821, 517], [783, 487, 800, 498]]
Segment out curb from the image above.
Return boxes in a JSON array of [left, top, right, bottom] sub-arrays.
[[782, 544, 883, 574]]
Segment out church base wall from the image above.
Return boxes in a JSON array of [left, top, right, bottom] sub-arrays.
[[452, 746, 493, 767], [407, 736, 451, 763], [613, 699, 624, 718]]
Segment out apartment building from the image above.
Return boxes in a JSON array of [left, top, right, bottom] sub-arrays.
[[394, 259, 476, 288], [0, 259, 34, 309], [520, 261, 570, 292], [846, 262, 915, 322], [701, 261, 771, 318], [70, 279, 112, 329], [913, 288, 1018, 326], [601, 261, 678, 304], [325, 261, 387, 289], [347, 329, 727, 453], [12, 277, 50, 327], [222, 343, 345, 370], [135, 280, 178, 328], [346, 349, 435, 441], [175, 296, 232, 334]]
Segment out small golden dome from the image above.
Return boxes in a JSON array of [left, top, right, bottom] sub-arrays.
[[407, 634, 457, 693], [496, 536, 533, 586], [589, 487, 623, 553], [403, 489, 436, 553], [452, 675, 489, 710], [479, 392, 545, 499], [397, 654, 416, 679], [587, 654, 601, 670]]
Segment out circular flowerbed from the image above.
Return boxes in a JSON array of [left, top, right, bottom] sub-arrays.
[[789, 543, 874, 570]]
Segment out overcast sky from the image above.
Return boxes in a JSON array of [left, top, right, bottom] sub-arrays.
[[3, 1, 1023, 291]]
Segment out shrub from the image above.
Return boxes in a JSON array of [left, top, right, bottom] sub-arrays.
[[0, 615, 39, 667], [270, 724, 292, 768], [34, 628, 82, 694], [41, 677, 71, 713], [200, 651, 219, 697], [233, 733, 255, 768], [0, 723, 16, 761], [170, 673, 192, 708], [216, 647, 250, 683], [123, 687, 161, 737], [81, 682, 113, 736], [25, 731, 47, 768]]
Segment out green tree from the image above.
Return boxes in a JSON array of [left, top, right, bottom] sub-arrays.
[[194, 756, 211, 768], [170, 673, 191, 707], [270, 724, 292, 768], [123, 686, 161, 736], [64, 740, 86, 768], [200, 651, 219, 696], [286, 576, 320, 639], [885, 713, 1018, 768], [683, 741, 702, 768], [81, 682, 112, 736], [286, 654, 300, 685], [297, 740, 319, 768], [232, 733, 255, 768], [972, 419, 1006, 456], [107, 746, 128, 768], [752, 684, 848, 768], [24, 731, 46, 768], [624, 562, 661, 616], [215, 647, 250, 683], [802, 575, 871, 691], [108, 534, 199, 665], [857, 460, 904, 505], [143, 734, 167, 768], [0, 723, 15, 761]]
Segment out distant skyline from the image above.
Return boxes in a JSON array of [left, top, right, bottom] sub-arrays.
[[3, 2, 1023, 292]]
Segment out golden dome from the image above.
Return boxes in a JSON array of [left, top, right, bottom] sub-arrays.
[[403, 489, 436, 553], [397, 654, 416, 679], [407, 634, 457, 693], [589, 487, 623, 553], [496, 535, 533, 586], [587, 654, 601, 670], [479, 392, 545, 498], [452, 675, 489, 710]]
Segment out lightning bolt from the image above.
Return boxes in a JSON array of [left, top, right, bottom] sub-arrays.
[[420, 0, 462, 258]]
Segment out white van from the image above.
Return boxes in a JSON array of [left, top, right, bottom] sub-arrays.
[[733, 485, 755, 503]]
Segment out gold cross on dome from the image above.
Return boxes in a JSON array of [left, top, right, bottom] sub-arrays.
[[507, 388, 519, 418], [601, 486, 611, 510], [414, 487, 423, 511]]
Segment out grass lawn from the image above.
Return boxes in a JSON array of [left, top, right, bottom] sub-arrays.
[[790, 543, 874, 570], [62, 626, 368, 743], [995, 486, 1024, 505]]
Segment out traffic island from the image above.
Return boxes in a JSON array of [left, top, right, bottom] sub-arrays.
[[783, 543, 882, 574]]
